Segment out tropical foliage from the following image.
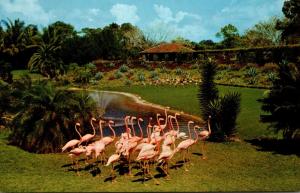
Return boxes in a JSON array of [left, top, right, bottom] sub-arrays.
[[198, 58, 241, 140], [259, 61, 300, 139], [7, 77, 97, 153]]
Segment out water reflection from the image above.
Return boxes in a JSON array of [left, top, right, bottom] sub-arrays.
[[89, 91, 204, 138]]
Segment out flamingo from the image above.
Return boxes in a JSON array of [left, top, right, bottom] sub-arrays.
[[172, 113, 188, 139], [69, 145, 87, 175], [100, 120, 116, 146], [115, 116, 131, 154], [79, 118, 96, 145], [141, 117, 152, 143], [136, 138, 161, 184], [157, 134, 177, 178], [174, 121, 195, 171], [156, 107, 169, 133], [61, 123, 82, 152], [105, 153, 121, 182], [198, 115, 212, 159]]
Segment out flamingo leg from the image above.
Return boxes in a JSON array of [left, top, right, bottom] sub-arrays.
[[184, 150, 189, 171], [202, 140, 207, 160], [147, 160, 160, 185]]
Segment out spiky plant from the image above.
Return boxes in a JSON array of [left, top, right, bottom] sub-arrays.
[[208, 92, 241, 139], [259, 61, 300, 139], [197, 58, 219, 120]]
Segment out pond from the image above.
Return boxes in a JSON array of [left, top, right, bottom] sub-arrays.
[[86, 90, 205, 138]]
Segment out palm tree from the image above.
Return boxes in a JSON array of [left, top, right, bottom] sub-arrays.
[[28, 26, 65, 79], [9, 79, 97, 153], [259, 61, 300, 139]]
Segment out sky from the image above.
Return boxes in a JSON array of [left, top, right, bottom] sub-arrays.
[[0, 0, 285, 42]]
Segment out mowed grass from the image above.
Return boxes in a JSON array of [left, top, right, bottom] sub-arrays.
[[106, 85, 271, 139], [1, 85, 300, 192]]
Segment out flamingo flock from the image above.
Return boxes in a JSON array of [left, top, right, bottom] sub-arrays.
[[61, 109, 212, 183]]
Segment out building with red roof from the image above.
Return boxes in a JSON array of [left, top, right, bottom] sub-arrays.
[[140, 43, 195, 61]]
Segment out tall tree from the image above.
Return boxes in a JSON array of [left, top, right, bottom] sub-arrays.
[[259, 61, 300, 139], [242, 16, 282, 47], [276, 0, 300, 44], [216, 24, 240, 48]]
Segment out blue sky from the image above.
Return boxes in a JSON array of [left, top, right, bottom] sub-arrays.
[[0, 0, 285, 42]]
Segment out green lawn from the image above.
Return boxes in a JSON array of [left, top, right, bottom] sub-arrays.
[[1, 85, 299, 192], [105, 85, 271, 139]]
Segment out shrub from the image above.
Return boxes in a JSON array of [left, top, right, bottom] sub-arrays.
[[217, 64, 230, 71], [67, 63, 79, 71], [8, 80, 97, 153], [149, 71, 159, 79], [95, 72, 104, 80], [267, 72, 277, 82], [245, 67, 258, 78], [261, 63, 279, 73], [74, 70, 93, 84], [259, 60, 300, 139], [198, 58, 241, 140], [104, 63, 115, 68], [119, 64, 129, 73], [245, 63, 258, 69], [137, 73, 145, 82], [124, 79, 132, 86], [175, 67, 183, 75], [160, 66, 168, 73], [114, 71, 123, 79], [197, 59, 219, 120], [190, 64, 199, 69], [208, 92, 241, 138]]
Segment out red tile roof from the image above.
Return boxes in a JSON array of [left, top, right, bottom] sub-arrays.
[[141, 43, 195, 53]]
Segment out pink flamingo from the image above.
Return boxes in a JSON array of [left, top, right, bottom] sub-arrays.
[[135, 137, 161, 184], [198, 115, 212, 159], [79, 118, 96, 145], [100, 120, 116, 146], [157, 134, 177, 178], [174, 121, 196, 171], [141, 117, 153, 143], [105, 153, 121, 182], [115, 116, 131, 154], [157, 107, 170, 133], [69, 145, 87, 175], [173, 113, 188, 139], [61, 123, 82, 152]]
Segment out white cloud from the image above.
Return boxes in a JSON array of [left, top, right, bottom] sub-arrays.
[[110, 4, 140, 24], [147, 4, 204, 41], [88, 8, 100, 16], [153, 4, 201, 24], [0, 0, 54, 23], [212, 0, 284, 30]]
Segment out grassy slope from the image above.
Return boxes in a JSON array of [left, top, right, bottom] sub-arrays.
[[106, 85, 271, 139], [1, 85, 299, 192]]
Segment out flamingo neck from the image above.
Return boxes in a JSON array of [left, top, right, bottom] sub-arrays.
[[124, 117, 129, 138], [131, 119, 136, 137], [108, 123, 116, 140], [137, 120, 143, 138], [99, 121, 104, 139], [187, 122, 192, 139], [174, 115, 180, 132], [169, 117, 175, 131], [194, 127, 198, 142], [163, 109, 168, 127], [75, 125, 82, 139], [90, 120, 96, 136]]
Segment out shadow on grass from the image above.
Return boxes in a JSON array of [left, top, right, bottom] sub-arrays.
[[246, 138, 300, 156]]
